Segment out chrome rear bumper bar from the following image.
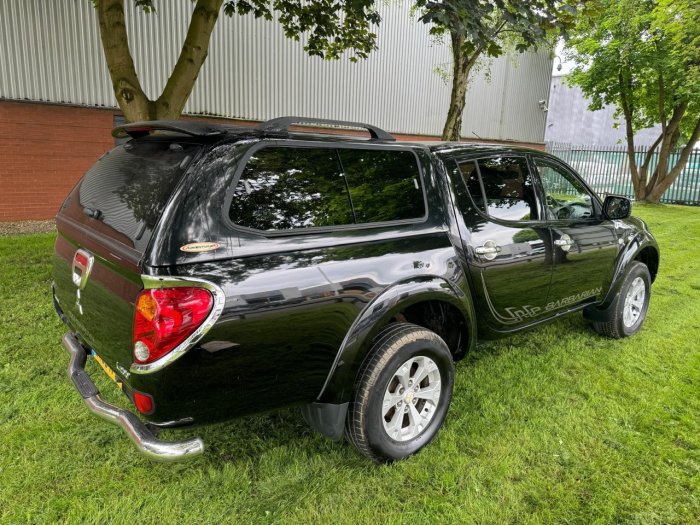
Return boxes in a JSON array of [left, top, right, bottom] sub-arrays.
[[62, 332, 204, 462]]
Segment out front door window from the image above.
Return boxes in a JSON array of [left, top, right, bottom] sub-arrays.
[[535, 159, 594, 221]]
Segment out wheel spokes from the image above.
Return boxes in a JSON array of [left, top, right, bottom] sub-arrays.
[[381, 355, 442, 442], [623, 277, 646, 328], [406, 403, 423, 436], [414, 382, 441, 403], [412, 357, 439, 385], [385, 408, 404, 437], [382, 391, 403, 414], [394, 361, 412, 389]]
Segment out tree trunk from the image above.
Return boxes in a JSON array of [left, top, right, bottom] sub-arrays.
[[97, 0, 152, 121], [645, 115, 700, 202], [442, 33, 479, 141], [618, 72, 645, 200], [96, 0, 223, 122]]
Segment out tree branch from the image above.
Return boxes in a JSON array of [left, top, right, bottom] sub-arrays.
[[618, 71, 641, 196], [657, 74, 666, 133], [664, 117, 700, 182], [96, 0, 151, 121], [666, 101, 688, 136], [653, 101, 688, 190], [156, 0, 224, 119], [641, 132, 663, 174]]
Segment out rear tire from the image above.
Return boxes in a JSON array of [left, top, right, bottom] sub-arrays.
[[591, 261, 651, 338], [345, 323, 454, 463]]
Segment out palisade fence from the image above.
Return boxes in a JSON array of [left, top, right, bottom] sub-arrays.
[[545, 142, 700, 205]]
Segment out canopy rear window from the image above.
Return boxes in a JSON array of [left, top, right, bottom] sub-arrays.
[[78, 141, 198, 251]]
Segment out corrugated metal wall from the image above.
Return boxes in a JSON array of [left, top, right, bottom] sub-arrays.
[[545, 76, 661, 146], [0, 0, 553, 142]]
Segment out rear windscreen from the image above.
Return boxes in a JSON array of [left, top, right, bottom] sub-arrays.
[[78, 140, 198, 251]]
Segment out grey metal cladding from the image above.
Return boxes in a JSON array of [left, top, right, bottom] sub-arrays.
[[545, 76, 662, 146], [0, 0, 552, 143]]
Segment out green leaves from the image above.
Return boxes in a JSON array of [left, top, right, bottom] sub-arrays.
[[566, 0, 700, 201], [221, 0, 380, 60], [416, 0, 575, 60], [567, 0, 700, 136]]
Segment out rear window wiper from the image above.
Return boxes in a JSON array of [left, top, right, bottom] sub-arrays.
[[83, 207, 103, 220]]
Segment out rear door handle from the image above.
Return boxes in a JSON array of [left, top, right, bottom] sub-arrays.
[[554, 234, 574, 252], [475, 240, 501, 260]]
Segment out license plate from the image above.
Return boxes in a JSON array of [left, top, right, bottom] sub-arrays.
[[91, 350, 124, 391]]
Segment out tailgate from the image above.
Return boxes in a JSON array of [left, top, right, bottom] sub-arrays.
[[52, 139, 199, 373]]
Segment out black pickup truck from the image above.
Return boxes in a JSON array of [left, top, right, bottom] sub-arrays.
[[53, 117, 659, 463]]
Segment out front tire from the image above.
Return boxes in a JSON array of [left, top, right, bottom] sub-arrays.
[[345, 323, 455, 463], [591, 261, 651, 338]]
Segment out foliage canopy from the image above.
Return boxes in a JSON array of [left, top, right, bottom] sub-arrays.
[[566, 0, 700, 202], [415, 0, 578, 140]]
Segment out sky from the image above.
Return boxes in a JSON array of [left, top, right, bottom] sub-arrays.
[[552, 40, 575, 76]]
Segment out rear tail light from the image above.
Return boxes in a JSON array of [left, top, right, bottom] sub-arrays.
[[132, 287, 213, 365]]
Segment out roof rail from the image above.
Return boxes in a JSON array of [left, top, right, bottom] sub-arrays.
[[112, 120, 228, 139], [258, 116, 395, 141]]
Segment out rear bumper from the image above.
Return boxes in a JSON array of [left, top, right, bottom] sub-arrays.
[[62, 332, 204, 462]]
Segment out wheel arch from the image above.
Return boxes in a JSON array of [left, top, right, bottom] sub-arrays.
[[316, 275, 476, 406], [585, 232, 658, 320], [634, 245, 659, 283]]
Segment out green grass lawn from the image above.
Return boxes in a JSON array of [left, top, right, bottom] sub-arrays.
[[1, 204, 699, 525]]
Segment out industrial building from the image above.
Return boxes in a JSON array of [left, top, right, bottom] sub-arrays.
[[0, 0, 554, 220]]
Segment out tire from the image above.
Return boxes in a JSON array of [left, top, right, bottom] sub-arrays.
[[591, 261, 651, 338], [345, 323, 455, 463]]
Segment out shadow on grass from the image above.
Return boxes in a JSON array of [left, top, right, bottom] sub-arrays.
[[168, 312, 608, 472], [157, 405, 372, 471]]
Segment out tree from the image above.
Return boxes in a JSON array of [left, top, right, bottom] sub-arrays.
[[566, 0, 700, 202], [94, 0, 380, 122], [415, 0, 576, 141]]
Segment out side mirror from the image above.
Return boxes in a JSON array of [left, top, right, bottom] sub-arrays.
[[603, 195, 632, 220]]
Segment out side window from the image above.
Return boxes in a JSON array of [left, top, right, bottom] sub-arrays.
[[456, 160, 486, 213], [534, 159, 594, 220], [338, 149, 425, 223], [228, 147, 352, 230], [477, 156, 539, 221]]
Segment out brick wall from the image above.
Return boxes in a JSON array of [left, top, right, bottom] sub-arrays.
[[0, 100, 544, 221], [0, 101, 117, 221]]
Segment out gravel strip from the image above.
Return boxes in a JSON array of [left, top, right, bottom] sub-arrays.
[[0, 219, 56, 236]]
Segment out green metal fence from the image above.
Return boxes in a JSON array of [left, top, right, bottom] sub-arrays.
[[545, 142, 700, 205]]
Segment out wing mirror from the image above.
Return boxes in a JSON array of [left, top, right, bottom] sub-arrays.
[[603, 195, 632, 220]]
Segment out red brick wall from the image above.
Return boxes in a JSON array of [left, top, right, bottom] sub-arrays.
[[0, 100, 544, 221], [0, 101, 117, 221]]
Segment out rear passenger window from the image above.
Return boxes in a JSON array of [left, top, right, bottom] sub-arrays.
[[228, 146, 425, 231], [477, 157, 539, 221], [229, 147, 352, 230], [339, 149, 424, 223]]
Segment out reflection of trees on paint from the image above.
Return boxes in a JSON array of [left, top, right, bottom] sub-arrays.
[[453, 160, 487, 233], [229, 147, 425, 231], [512, 229, 540, 244]]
